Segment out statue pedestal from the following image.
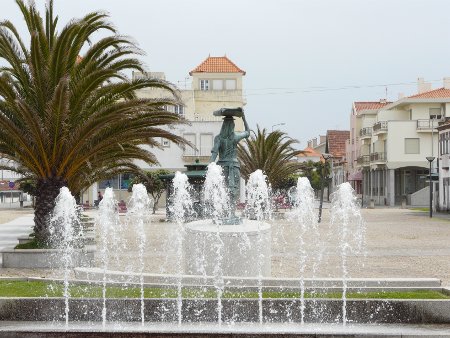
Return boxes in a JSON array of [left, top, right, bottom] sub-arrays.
[[184, 219, 271, 277]]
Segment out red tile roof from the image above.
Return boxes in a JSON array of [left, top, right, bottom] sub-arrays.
[[354, 101, 391, 112], [189, 56, 246, 75], [297, 147, 322, 158], [408, 87, 450, 99], [327, 130, 350, 160]]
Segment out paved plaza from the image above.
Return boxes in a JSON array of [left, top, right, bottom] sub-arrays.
[[0, 207, 449, 287]]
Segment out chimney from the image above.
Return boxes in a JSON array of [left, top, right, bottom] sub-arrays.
[[379, 98, 387, 104], [417, 77, 432, 94], [307, 140, 312, 148], [320, 135, 327, 144], [444, 77, 450, 89], [312, 138, 317, 148], [398, 92, 405, 100]]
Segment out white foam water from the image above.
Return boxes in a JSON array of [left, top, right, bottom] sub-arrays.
[[168, 172, 193, 324], [203, 162, 230, 324], [289, 177, 317, 324], [330, 182, 366, 325], [245, 169, 271, 324], [126, 184, 152, 325], [49, 187, 83, 327]]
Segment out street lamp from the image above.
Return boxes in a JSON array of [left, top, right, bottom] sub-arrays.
[[318, 153, 333, 223], [426, 156, 435, 218], [271, 123, 285, 132]]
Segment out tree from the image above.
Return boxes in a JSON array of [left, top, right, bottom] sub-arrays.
[[299, 160, 324, 192], [237, 127, 304, 190], [128, 169, 171, 214], [0, 1, 187, 245]]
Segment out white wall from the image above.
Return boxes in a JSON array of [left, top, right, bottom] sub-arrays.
[[136, 121, 222, 171], [377, 109, 408, 121], [386, 120, 435, 169]]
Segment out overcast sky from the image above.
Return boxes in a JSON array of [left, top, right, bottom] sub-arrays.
[[2, 0, 450, 147]]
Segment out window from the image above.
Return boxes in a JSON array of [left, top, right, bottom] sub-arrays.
[[429, 108, 442, 120], [405, 138, 420, 154], [200, 80, 210, 91], [174, 105, 184, 116], [161, 139, 170, 147], [183, 133, 196, 156], [212, 80, 223, 90], [225, 79, 236, 90], [98, 174, 133, 190], [200, 134, 213, 156]]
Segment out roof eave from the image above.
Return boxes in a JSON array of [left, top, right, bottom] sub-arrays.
[[386, 97, 450, 110]]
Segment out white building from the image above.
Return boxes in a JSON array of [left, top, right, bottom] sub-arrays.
[[346, 101, 391, 196], [349, 78, 450, 206], [84, 56, 247, 204]]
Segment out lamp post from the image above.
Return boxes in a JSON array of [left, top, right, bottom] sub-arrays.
[[426, 156, 435, 218], [271, 123, 285, 132], [318, 153, 333, 223]]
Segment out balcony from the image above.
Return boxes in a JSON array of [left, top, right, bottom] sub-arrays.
[[183, 147, 211, 158], [372, 121, 388, 134], [194, 90, 245, 104], [359, 127, 372, 139], [370, 152, 387, 163], [417, 119, 439, 132], [356, 155, 370, 167]]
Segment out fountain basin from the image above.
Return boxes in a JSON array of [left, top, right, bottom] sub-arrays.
[[183, 219, 271, 277], [0, 297, 449, 324], [1, 249, 95, 268], [2, 322, 450, 338]]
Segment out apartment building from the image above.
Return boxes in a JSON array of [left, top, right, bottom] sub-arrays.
[[325, 130, 350, 194], [305, 131, 349, 196], [349, 78, 449, 206], [346, 101, 391, 196], [438, 121, 450, 211]]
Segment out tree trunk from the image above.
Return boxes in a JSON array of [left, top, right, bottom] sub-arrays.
[[34, 177, 67, 246]]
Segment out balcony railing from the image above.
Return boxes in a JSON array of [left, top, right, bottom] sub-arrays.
[[359, 127, 372, 138], [370, 152, 387, 162], [356, 155, 370, 166], [373, 121, 388, 133], [183, 148, 211, 157], [417, 119, 439, 130]]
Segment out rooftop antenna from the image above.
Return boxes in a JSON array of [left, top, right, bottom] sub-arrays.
[[385, 86, 388, 100]]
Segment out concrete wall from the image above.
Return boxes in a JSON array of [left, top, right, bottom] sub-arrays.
[[410, 186, 429, 206]]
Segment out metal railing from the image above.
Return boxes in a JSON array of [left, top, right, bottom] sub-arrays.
[[356, 155, 370, 165], [417, 119, 439, 130], [373, 121, 388, 133], [370, 152, 387, 162], [359, 127, 372, 138], [183, 148, 211, 157]]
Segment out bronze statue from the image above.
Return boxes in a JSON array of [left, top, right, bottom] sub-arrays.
[[210, 108, 250, 223]]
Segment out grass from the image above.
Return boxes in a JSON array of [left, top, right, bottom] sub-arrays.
[[14, 239, 48, 249], [0, 281, 448, 300], [410, 207, 430, 212]]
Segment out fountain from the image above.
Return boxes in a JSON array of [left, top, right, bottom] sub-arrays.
[[1, 109, 449, 336]]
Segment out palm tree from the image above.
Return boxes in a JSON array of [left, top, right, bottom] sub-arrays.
[[0, 1, 187, 245], [237, 127, 304, 190]]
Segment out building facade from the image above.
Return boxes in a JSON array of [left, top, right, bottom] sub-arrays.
[[84, 56, 247, 205], [349, 78, 450, 206]]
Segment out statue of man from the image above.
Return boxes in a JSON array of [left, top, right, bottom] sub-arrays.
[[210, 109, 250, 221]]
